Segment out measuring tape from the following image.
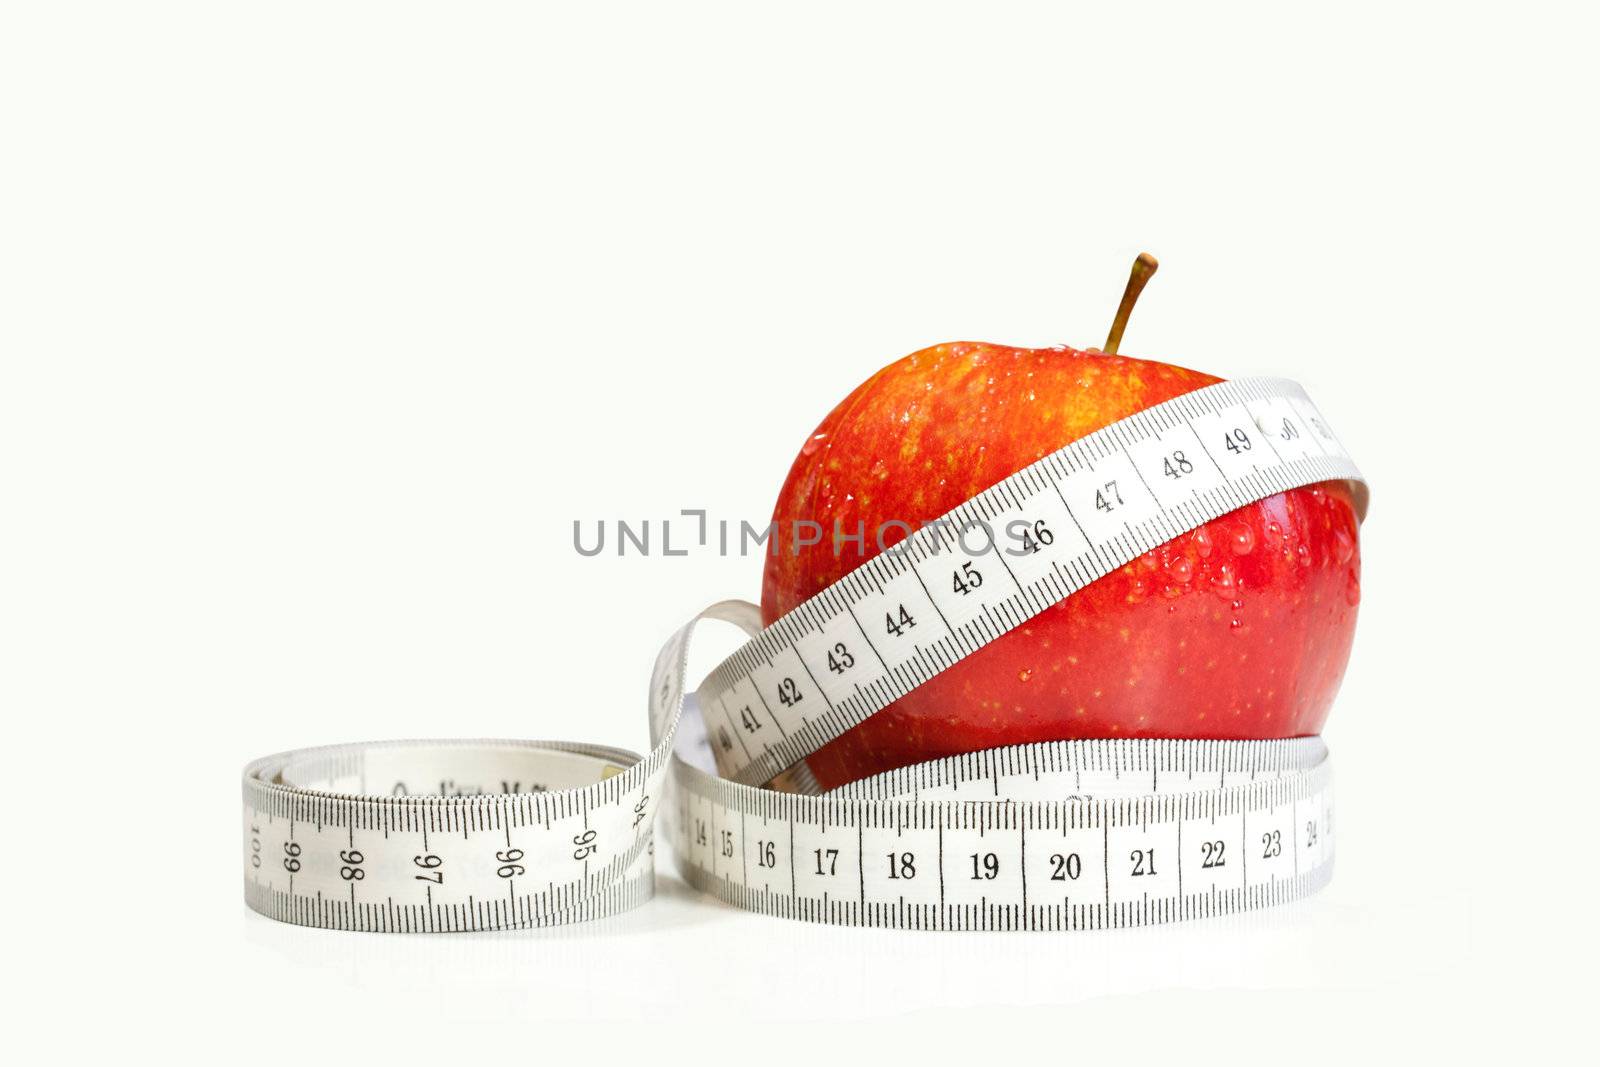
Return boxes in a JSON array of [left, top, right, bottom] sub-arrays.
[[243, 377, 1364, 933]]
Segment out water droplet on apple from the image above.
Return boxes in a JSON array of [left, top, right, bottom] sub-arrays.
[[1017, 669, 1033, 683], [1192, 527, 1214, 558], [1166, 556, 1194, 583], [1211, 563, 1237, 598], [1229, 524, 1255, 556], [1333, 527, 1355, 566]]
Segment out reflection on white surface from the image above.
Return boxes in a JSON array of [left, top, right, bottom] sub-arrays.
[[238, 860, 1474, 1024]]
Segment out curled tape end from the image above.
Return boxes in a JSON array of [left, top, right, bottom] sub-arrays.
[[1347, 479, 1371, 523]]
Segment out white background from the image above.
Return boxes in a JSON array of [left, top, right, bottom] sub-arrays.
[[3, 1, 1597, 1060]]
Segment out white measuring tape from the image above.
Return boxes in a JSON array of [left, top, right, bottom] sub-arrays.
[[243, 378, 1364, 932]]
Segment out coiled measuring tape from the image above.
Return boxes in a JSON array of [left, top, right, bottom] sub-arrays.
[[243, 377, 1365, 933]]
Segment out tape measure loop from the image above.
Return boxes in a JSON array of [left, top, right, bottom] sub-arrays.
[[243, 379, 1359, 932]]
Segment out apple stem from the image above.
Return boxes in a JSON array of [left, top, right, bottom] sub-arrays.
[[1102, 252, 1159, 355]]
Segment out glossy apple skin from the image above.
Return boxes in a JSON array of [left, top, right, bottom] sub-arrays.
[[761, 343, 1362, 791]]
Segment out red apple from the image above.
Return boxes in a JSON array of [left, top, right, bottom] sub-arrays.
[[760, 257, 1362, 790]]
